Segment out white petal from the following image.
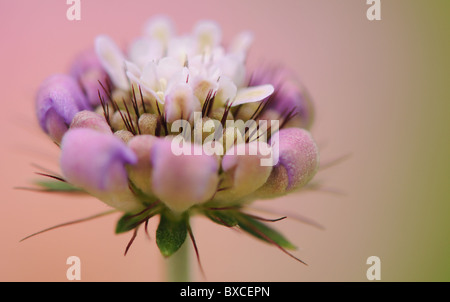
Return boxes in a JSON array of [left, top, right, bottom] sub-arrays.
[[193, 20, 222, 53], [128, 63, 164, 104], [164, 83, 201, 123], [140, 62, 159, 89], [139, 84, 164, 104], [95, 35, 129, 90], [190, 75, 219, 105], [215, 76, 237, 107], [144, 15, 174, 45], [211, 46, 225, 62], [126, 69, 150, 99], [157, 57, 183, 82], [218, 54, 246, 88], [125, 60, 141, 78], [232, 84, 274, 107], [229, 31, 254, 60], [167, 36, 195, 66], [208, 65, 222, 82], [126, 71, 140, 90], [187, 55, 206, 77], [128, 38, 163, 68], [166, 67, 190, 92]]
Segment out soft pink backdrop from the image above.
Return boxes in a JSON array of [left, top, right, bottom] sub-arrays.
[[1, 1, 449, 281]]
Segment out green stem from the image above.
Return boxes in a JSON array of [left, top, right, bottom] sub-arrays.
[[166, 240, 190, 282]]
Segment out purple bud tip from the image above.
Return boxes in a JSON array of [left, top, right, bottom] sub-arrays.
[[36, 74, 90, 142], [70, 49, 104, 79]]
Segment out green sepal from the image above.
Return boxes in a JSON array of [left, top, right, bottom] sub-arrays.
[[115, 202, 161, 234], [115, 211, 148, 234], [156, 211, 188, 257], [204, 210, 238, 227], [34, 180, 84, 193], [235, 213, 296, 250]]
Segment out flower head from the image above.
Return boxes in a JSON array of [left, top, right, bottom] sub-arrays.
[[30, 16, 322, 267]]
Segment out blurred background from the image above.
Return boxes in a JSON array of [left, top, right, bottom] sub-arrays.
[[0, 0, 448, 281]]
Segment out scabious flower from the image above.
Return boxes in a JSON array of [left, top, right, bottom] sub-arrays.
[[30, 16, 320, 269]]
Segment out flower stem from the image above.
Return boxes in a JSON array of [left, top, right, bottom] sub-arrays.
[[166, 240, 190, 282]]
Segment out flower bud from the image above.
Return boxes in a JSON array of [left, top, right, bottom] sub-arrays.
[[114, 130, 134, 143], [70, 110, 112, 133], [110, 110, 137, 132], [138, 113, 158, 135], [150, 139, 219, 212], [36, 74, 90, 143], [127, 135, 157, 197], [60, 128, 143, 213], [214, 141, 272, 204], [255, 128, 319, 198]]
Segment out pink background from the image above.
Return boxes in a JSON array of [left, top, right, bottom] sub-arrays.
[[1, 1, 449, 281]]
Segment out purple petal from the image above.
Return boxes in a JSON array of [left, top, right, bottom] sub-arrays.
[[150, 139, 219, 212], [42, 108, 68, 143], [70, 49, 109, 106], [79, 69, 109, 106], [36, 74, 90, 141], [60, 128, 137, 193], [70, 49, 104, 79]]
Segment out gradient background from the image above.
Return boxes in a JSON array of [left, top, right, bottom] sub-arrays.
[[0, 0, 449, 281]]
